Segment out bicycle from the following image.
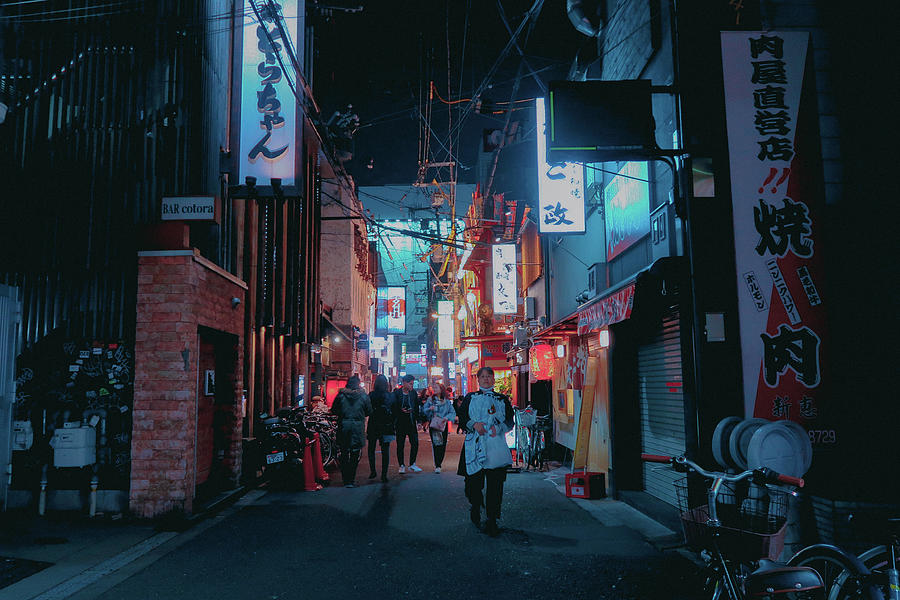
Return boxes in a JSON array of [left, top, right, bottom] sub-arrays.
[[852, 514, 900, 600], [641, 453, 878, 599], [792, 512, 900, 600], [514, 407, 536, 469]]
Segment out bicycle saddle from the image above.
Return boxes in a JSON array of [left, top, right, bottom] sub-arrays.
[[745, 561, 824, 596]]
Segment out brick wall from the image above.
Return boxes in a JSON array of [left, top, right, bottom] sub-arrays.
[[131, 250, 246, 518]]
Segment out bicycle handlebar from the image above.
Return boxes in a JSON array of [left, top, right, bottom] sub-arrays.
[[640, 453, 804, 488]]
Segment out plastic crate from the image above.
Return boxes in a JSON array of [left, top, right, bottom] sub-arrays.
[[565, 471, 606, 499]]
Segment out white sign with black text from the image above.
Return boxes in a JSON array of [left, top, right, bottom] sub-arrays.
[[161, 196, 216, 221]]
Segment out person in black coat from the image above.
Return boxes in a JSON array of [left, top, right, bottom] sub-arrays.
[[366, 374, 397, 482], [394, 374, 423, 473], [331, 375, 372, 487]]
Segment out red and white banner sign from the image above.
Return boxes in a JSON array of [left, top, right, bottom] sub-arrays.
[[722, 31, 828, 425], [576, 283, 634, 335]]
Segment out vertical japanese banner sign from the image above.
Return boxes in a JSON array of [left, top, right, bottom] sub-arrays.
[[722, 32, 828, 428], [492, 244, 518, 315], [240, 0, 298, 185]]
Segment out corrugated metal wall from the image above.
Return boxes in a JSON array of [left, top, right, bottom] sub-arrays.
[[639, 311, 686, 507]]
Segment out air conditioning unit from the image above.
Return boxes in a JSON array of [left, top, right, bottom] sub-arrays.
[[524, 296, 536, 320], [513, 328, 529, 347], [587, 263, 603, 298]]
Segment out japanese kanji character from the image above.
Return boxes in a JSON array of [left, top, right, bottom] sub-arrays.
[[749, 35, 784, 59], [799, 396, 818, 420], [543, 203, 574, 226], [751, 60, 788, 85], [761, 325, 820, 387], [754, 110, 791, 136], [772, 396, 792, 419], [757, 136, 794, 161], [754, 198, 813, 257], [753, 86, 787, 110]]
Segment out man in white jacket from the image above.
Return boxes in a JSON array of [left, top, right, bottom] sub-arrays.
[[455, 367, 515, 537]]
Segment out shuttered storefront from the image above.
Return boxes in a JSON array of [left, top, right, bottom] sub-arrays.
[[639, 311, 686, 507]]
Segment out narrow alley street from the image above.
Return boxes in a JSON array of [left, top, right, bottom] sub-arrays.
[[2, 430, 702, 600]]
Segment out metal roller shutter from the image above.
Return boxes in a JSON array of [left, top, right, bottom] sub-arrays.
[[639, 311, 686, 507]]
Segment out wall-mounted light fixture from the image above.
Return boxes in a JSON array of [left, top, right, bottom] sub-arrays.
[[598, 329, 611, 348], [556, 343, 566, 358], [333, 336, 341, 343]]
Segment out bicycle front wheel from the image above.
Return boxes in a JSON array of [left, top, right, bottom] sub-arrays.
[[788, 544, 882, 600]]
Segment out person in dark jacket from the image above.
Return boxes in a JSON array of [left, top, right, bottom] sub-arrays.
[[331, 375, 372, 487], [453, 393, 465, 433], [366, 374, 397, 482], [394, 374, 423, 473], [456, 366, 514, 536]]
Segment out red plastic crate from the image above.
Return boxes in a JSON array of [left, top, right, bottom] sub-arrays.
[[565, 471, 606, 499]]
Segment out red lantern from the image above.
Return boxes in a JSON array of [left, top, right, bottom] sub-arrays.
[[530, 344, 556, 380]]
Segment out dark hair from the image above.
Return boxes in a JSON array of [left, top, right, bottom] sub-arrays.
[[401, 374, 415, 383], [346, 375, 361, 390], [476, 366, 494, 378], [373, 374, 389, 393]]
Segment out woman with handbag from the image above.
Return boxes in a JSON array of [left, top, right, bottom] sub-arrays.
[[455, 367, 514, 537], [423, 384, 457, 474], [366, 374, 397, 483]]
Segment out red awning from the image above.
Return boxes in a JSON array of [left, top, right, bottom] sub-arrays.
[[576, 282, 635, 335]]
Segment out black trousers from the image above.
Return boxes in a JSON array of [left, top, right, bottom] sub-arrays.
[[430, 427, 448, 467], [366, 437, 391, 476], [340, 447, 361, 485], [464, 467, 508, 520], [396, 425, 418, 466]]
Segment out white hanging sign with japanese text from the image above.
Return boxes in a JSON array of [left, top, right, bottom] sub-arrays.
[[535, 97, 585, 234], [722, 31, 829, 431], [239, 0, 298, 185], [492, 244, 518, 315]]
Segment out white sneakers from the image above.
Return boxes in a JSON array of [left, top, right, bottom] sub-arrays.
[[398, 465, 406, 474], [434, 467, 442, 474], [408, 464, 423, 472]]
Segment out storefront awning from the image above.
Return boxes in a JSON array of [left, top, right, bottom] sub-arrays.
[[321, 314, 352, 341], [576, 282, 635, 335], [459, 333, 512, 343]]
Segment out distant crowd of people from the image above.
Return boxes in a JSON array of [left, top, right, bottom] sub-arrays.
[[328, 367, 514, 537]]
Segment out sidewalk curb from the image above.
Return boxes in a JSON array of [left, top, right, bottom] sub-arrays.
[[543, 467, 683, 547], [0, 485, 257, 600]]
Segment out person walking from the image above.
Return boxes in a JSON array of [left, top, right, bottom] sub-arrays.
[[423, 385, 457, 473], [453, 393, 465, 433], [394, 374, 423, 473], [330, 375, 372, 488], [456, 366, 514, 536], [366, 374, 396, 483], [418, 386, 434, 432]]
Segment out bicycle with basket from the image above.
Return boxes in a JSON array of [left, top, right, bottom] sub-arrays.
[[642, 453, 880, 599]]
